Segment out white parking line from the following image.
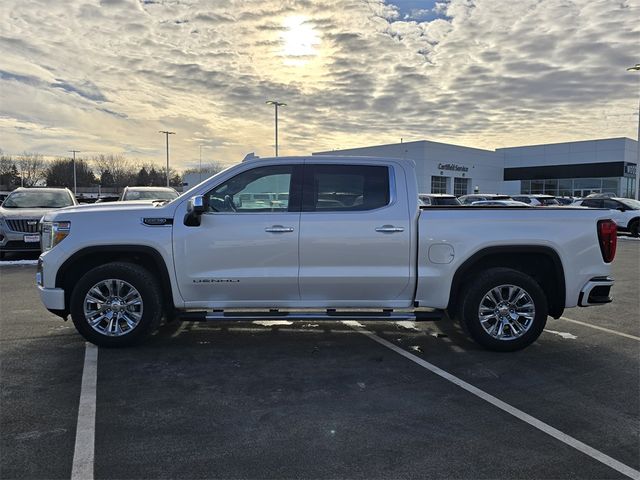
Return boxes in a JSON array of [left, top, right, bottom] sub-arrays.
[[71, 343, 98, 480], [559, 316, 640, 341], [343, 321, 640, 480]]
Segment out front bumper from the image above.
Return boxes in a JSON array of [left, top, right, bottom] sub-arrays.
[[38, 285, 66, 310], [0, 224, 41, 252], [578, 276, 614, 306]]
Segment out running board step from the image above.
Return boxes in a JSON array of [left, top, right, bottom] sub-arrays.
[[178, 310, 443, 322]]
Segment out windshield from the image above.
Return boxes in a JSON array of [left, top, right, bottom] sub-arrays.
[[619, 198, 640, 210], [2, 190, 74, 208], [123, 190, 178, 201]]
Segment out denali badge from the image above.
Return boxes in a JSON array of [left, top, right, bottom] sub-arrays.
[[143, 218, 173, 226], [193, 279, 240, 283]]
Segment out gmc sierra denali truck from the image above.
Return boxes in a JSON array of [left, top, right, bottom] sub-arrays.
[[36, 156, 617, 351]]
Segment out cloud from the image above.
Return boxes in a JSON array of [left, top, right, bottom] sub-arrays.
[[0, 0, 638, 169]]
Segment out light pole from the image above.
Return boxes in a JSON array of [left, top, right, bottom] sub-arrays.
[[627, 64, 640, 200], [199, 144, 203, 182], [159, 131, 175, 187], [266, 100, 286, 156], [68, 150, 80, 196]]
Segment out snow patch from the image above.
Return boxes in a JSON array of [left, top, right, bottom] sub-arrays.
[[342, 320, 364, 328], [544, 329, 577, 340], [252, 320, 293, 327], [0, 259, 38, 265], [396, 321, 420, 331]]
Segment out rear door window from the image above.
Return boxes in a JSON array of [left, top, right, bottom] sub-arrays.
[[303, 164, 390, 212]]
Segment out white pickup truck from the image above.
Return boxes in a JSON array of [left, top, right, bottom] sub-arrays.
[[37, 156, 617, 351]]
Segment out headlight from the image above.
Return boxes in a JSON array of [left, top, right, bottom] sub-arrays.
[[40, 221, 71, 252]]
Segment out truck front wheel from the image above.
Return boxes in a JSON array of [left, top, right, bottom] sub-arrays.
[[459, 268, 548, 352], [70, 262, 162, 347]]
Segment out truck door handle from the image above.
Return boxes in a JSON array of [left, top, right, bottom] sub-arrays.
[[265, 225, 295, 233], [375, 225, 404, 233]]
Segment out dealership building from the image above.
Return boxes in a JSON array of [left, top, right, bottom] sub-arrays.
[[314, 137, 638, 199]]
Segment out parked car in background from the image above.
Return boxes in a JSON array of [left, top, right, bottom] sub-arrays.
[[120, 186, 179, 202], [459, 194, 512, 205], [555, 197, 576, 205], [511, 195, 560, 206], [573, 196, 640, 237], [0, 187, 77, 258], [471, 200, 531, 207], [418, 194, 461, 206]]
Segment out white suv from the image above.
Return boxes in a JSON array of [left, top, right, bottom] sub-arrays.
[[573, 197, 640, 237]]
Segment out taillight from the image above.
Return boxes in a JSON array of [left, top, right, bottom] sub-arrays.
[[597, 219, 617, 263]]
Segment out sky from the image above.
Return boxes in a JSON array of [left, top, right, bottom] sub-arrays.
[[1, 0, 639, 170]]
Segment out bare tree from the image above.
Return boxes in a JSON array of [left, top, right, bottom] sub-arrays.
[[91, 154, 136, 189], [17, 152, 47, 187], [0, 151, 20, 189], [182, 161, 225, 176]]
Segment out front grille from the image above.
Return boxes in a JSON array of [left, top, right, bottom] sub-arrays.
[[6, 219, 39, 233]]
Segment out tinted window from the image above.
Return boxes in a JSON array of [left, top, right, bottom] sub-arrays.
[[433, 197, 461, 206], [538, 198, 559, 206], [205, 165, 295, 213], [602, 199, 621, 210], [581, 199, 603, 208], [512, 196, 532, 204], [304, 165, 389, 212]]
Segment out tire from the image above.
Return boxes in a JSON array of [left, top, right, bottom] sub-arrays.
[[70, 262, 162, 347], [458, 267, 548, 352], [629, 220, 639, 238]]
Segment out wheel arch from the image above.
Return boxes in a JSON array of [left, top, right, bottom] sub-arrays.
[[626, 216, 639, 230], [447, 246, 566, 319], [56, 245, 174, 314]]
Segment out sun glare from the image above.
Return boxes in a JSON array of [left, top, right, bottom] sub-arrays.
[[281, 16, 320, 65]]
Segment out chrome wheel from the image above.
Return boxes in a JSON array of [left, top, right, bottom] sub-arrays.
[[83, 279, 143, 337], [478, 284, 535, 341]]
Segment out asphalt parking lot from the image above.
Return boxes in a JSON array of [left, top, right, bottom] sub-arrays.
[[1, 238, 639, 480]]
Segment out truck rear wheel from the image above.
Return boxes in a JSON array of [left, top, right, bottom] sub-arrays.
[[70, 262, 162, 347], [459, 268, 548, 351]]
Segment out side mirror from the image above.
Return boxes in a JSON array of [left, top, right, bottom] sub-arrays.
[[185, 195, 208, 227], [188, 195, 206, 214]]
